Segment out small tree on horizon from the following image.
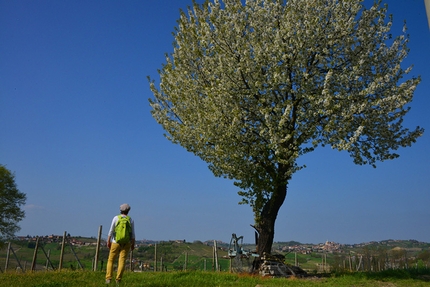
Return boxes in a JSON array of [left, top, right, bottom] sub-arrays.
[[0, 164, 27, 247], [148, 0, 423, 256]]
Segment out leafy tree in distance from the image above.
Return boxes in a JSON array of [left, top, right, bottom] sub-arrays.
[[0, 165, 26, 247], [148, 0, 423, 256]]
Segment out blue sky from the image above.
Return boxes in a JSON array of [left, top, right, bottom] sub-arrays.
[[1, 0, 429, 245]]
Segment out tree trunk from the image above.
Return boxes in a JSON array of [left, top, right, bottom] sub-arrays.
[[255, 181, 288, 256]]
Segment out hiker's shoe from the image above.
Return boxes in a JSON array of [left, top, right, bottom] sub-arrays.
[[105, 279, 111, 284]]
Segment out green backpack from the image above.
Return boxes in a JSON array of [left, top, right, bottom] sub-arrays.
[[115, 215, 131, 244]]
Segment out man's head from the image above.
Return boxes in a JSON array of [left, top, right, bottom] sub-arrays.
[[119, 203, 131, 215]]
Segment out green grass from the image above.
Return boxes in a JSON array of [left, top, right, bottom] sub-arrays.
[[1, 269, 430, 287]]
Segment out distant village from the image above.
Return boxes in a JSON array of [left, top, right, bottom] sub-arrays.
[[15, 235, 99, 246], [273, 239, 428, 254], [277, 241, 343, 254]]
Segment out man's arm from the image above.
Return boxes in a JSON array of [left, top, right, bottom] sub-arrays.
[[107, 216, 117, 249], [107, 235, 112, 249]]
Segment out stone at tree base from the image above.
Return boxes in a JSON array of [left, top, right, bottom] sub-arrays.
[[258, 253, 307, 278]]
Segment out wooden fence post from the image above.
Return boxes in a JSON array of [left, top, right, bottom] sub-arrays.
[[321, 253, 324, 272], [6, 242, 24, 272], [356, 255, 363, 271], [349, 255, 352, 271], [154, 243, 157, 272], [212, 243, 215, 271], [5, 242, 11, 271], [94, 225, 102, 271], [31, 237, 40, 271], [229, 257, 232, 273], [214, 240, 219, 272], [59, 231, 66, 270], [129, 250, 133, 271]]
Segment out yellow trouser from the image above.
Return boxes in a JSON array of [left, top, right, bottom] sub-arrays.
[[106, 242, 131, 282]]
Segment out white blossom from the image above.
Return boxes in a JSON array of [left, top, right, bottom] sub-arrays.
[[148, 0, 423, 250]]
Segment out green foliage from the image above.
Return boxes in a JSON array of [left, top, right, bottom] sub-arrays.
[[417, 250, 430, 262], [0, 165, 26, 247]]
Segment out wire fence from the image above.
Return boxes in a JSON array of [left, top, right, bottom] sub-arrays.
[[2, 228, 429, 274], [0, 227, 231, 273]]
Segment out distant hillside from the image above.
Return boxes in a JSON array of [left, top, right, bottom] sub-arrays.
[[13, 235, 430, 251]]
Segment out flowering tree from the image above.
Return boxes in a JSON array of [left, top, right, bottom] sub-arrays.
[[149, 0, 423, 255]]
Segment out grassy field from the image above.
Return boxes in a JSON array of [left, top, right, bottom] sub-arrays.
[[1, 269, 430, 287]]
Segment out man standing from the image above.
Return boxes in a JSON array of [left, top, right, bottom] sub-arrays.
[[106, 203, 135, 285]]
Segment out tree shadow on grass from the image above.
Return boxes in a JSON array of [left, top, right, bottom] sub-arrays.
[[352, 268, 430, 282]]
